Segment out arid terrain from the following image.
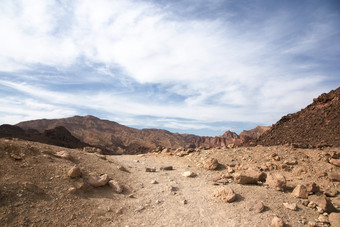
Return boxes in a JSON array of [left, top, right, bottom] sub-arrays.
[[1, 87, 340, 226], [0, 138, 339, 226]]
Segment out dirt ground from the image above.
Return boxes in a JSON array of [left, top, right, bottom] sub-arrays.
[[0, 138, 339, 226]]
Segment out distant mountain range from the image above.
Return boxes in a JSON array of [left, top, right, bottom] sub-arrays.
[[2, 87, 338, 153], [13, 115, 267, 154]]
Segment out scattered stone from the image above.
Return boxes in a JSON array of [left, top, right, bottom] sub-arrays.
[[329, 213, 340, 227], [155, 200, 162, 204], [67, 166, 82, 178], [328, 172, 340, 182], [67, 187, 77, 194], [182, 171, 197, 177], [160, 166, 173, 171], [136, 205, 145, 212], [266, 173, 286, 191], [292, 184, 309, 199], [324, 189, 338, 197], [308, 201, 317, 208], [227, 166, 234, 173], [318, 215, 329, 223], [145, 167, 156, 172], [170, 186, 179, 192], [23, 182, 44, 194], [302, 200, 309, 206], [246, 200, 265, 213], [117, 165, 129, 172], [284, 159, 298, 165], [329, 158, 340, 167], [306, 182, 320, 194], [271, 216, 284, 227], [234, 170, 265, 185], [316, 206, 324, 213], [150, 180, 158, 184], [313, 196, 337, 213], [108, 180, 123, 193], [203, 158, 220, 170], [283, 202, 298, 211], [87, 173, 110, 187], [213, 187, 236, 203], [182, 199, 188, 205], [55, 151, 72, 160]]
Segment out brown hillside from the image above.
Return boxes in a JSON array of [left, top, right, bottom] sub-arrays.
[[257, 87, 340, 147], [17, 116, 198, 154]]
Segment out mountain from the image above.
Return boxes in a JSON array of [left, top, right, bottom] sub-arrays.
[[16, 115, 268, 154], [16, 115, 198, 154], [0, 124, 87, 149], [256, 87, 340, 147]]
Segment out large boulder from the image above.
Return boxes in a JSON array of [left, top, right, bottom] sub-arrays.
[[313, 196, 337, 213]]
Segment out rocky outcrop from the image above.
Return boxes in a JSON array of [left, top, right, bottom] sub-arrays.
[[257, 87, 340, 147]]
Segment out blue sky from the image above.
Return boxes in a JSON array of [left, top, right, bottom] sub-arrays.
[[0, 0, 339, 136]]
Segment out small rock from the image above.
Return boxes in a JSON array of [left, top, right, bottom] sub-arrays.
[[306, 182, 320, 194], [55, 151, 72, 160], [307, 221, 317, 227], [316, 206, 324, 213], [116, 207, 123, 215], [67, 187, 77, 194], [87, 173, 110, 187], [234, 170, 265, 185], [67, 166, 81, 178], [136, 205, 145, 212], [308, 201, 317, 208], [292, 184, 308, 199], [203, 158, 220, 170], [150, 180, 158, 184], [182, 171, 197, 177], [284, 159, 297, 165], [266, 173, 286, 191], [328, 172, 340, 182], [96, 154, 106, 160], [246, 200, 265, 213], [324, 189, 338, 197], [213, 187, 236, 203], [170, 186, 179, 192], [329, 158, 340, 167], [108, 180, 123, 193], [318, 215, 329, 223], [117, 165, 129, 172], [23, 182, 44, 194], [329, 213, 340, 227], [145, 167, 156, 172], [313, 196, 337, 213], [160, 166, 173, 171], [283, 202, 298, 211], [182, 200, 188, 205], [155, 200, 162, 204], [271, 216, 284, 227]]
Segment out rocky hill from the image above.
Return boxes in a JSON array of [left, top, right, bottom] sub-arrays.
[[257, 87, 340, 148], [16, 116, 268, 154], [0, 124, 87, 149]]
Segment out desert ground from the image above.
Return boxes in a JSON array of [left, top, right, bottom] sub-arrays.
[[0, 138, 339, 226]]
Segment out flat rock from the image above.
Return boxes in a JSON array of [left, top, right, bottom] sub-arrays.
[[246, 200, 265, 213], [283, 202, 298, 211], [182, 171, 197, 177], [329, 158, 340, 167], [234, 170, 265, 185], [271, 216, 284, 227], [87, 173, 110, 187], [108, 180, 123, 193], [329, 213, 340, 227], [55, 151, 72, 160], [292, 184, 308, 199], [67, 166, 82, 178], [203, 158, 219, 170], [160, 166, 173, 171], [328, 172, 340, 182], [213, 187, 236, 203], [22, 182, 44, 194], [145, 167, 156, 172], [266, 173, 286, 191]]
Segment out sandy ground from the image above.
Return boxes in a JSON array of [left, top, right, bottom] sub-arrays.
[[0, 138, 339, 226]]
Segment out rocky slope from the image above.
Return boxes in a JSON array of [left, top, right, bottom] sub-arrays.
[[0, 124, 87, 149], [16, 115, 268, 154], [257, 87, 340, 148]]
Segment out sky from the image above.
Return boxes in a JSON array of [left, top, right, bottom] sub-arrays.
[[0, 0, 339, 136]]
